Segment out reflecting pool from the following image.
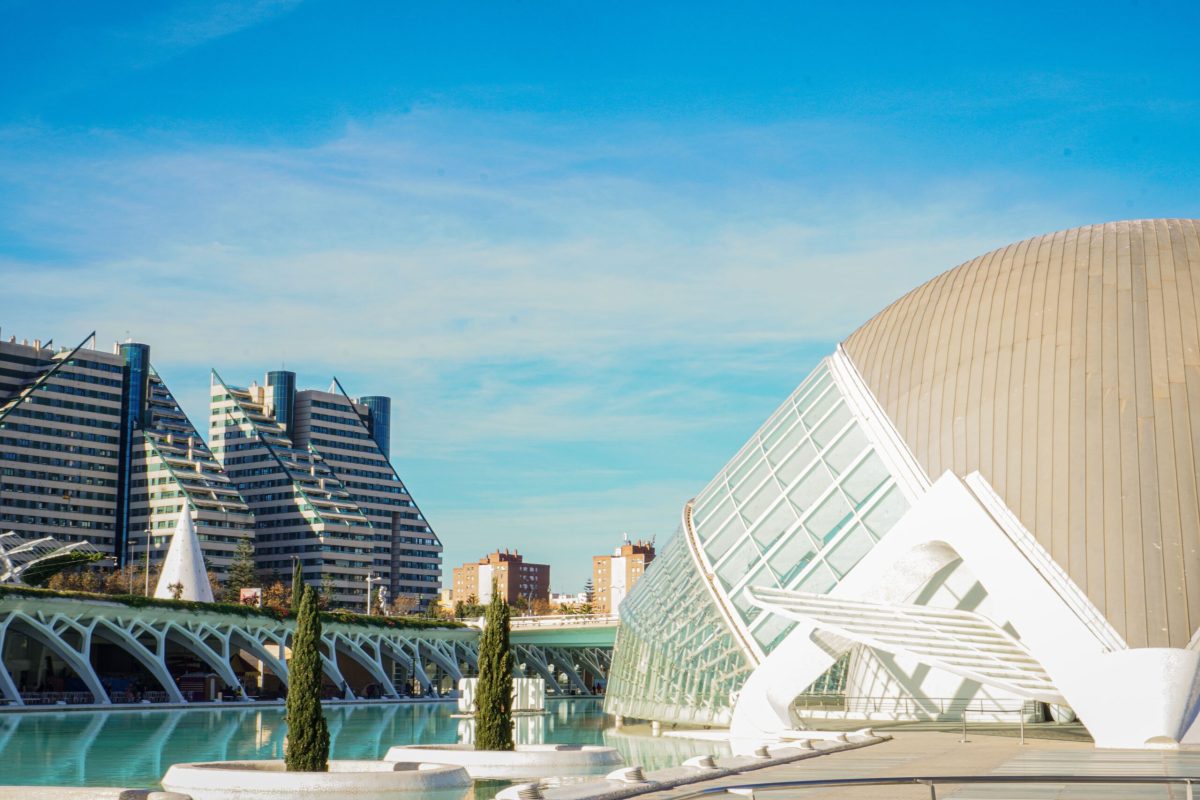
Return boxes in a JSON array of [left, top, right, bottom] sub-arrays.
[[0, 699, 728, 797]]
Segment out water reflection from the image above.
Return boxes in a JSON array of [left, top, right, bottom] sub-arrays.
[[0, 699, 728, 794]]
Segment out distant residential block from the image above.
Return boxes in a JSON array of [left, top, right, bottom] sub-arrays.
[[592, 537, 655, 615], [452, 549, 549, 605]]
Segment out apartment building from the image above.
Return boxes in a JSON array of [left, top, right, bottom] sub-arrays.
[[592, 537, 655, 615], [452, 549, 550, 605], [0, 333, 253, 577], [209, 370, 441, 609]]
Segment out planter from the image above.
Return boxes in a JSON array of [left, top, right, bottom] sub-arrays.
[[161, 759, 470, 800], [385, 743, 622, 780]]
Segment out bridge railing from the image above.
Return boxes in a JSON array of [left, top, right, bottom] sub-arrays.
[[478, 614, 620, 630]]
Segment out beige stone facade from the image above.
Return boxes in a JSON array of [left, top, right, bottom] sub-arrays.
[[592, 539, 655, 615]]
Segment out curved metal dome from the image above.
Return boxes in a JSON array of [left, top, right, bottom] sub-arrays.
[[843, 219, 1200, 649]]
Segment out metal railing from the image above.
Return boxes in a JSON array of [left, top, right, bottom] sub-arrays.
[[506, 614, 621, 629], [669, 774, 1199, 799], [792, 695, 1042, 719]]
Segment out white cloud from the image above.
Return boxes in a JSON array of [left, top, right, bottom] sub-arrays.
[[0, 110, 1093, 587]]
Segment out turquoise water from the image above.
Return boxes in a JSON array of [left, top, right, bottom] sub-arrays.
[[0, 699, 728, 793]]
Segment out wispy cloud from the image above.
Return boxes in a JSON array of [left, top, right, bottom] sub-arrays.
[[0, 110, 1093, 585], [152, 0, 304, 50]]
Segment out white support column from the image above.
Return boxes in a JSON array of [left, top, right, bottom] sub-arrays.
[[11, 615, 111, 704], [548, 647, 591, 694], [93, 619, 184, 703], [0, 622, 24, 705], [730, 471, 1200, 751], [164, 624, 245, 699]]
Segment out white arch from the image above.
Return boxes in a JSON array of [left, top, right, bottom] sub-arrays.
[[730, 471, 1200, 751], [328, 633, 397, 698], [90, 618, 184, 703], [419, 638, 464, 683], [1, 612, 110, 704], [162, 623, 245, 698], [229, 627, 289, 687]]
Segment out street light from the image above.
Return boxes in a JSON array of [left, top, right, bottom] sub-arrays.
[[143, 525, 160, 596], [365, 571, 385, 615]]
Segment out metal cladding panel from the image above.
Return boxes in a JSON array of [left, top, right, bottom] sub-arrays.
[[842, 219, 1200, 649]]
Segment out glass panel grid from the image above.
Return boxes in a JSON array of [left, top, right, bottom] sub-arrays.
[[607, 357, 914, 727], [690, 360, 911, 648]]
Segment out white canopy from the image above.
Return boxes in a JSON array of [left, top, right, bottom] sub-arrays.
[[153, 509, 213, 603]]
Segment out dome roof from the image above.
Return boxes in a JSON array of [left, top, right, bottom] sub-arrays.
[[843, 219, 1200, 649]]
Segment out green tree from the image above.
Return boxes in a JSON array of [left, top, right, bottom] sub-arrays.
[[319, 574, 335, 609], [290, 557, 304, 615], [224, 538, 258, 603], [474, 586, 514, 751], [285, 585, 329, 772]]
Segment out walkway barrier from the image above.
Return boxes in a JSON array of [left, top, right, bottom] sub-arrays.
[[507, 615, 621, 630], [668, 775, 1198, 799], [792, 695, 1042, 721]]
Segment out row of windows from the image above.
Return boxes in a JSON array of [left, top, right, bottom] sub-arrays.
[[3, 484, 114, 502], [311, 437, 385, 456], [34, 381, 123, 402], [0, 436, 117, 459], [0, 451, 117, 471], [0, 512, 113, 530], [5, 407, 120, 431], [307, 415, 369, 432], [307, 399, 352, 411], [396, 535, 439, 547], [63, 358, 123, 375], [54, 370, 124, 388], [1, 466, 117, 487], [2, 496, 111, 515], [345, 477, 405, 493], [2, 422, 118, 444], [312, 448, 389, 468], [24, 394, 121, 416]]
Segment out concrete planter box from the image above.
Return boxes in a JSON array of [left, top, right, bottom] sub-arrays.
[[457, 677, 546, 714], [161, 759, 471, 800], [385, 743, 622, 780]]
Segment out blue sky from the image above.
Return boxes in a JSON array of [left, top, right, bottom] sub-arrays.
[[1, 0, 1198, 591]]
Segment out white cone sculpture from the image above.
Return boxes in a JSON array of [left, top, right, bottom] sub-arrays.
[[153, 509, 214, 602]]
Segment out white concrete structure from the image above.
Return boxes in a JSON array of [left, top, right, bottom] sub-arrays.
[[606, 220, 1200, 751], [0, 532, 101, 585], [154, 511, 214, 603], [457, 676, 547, 713], [385, 743, 622, 780], [162, 759, 470, 799]]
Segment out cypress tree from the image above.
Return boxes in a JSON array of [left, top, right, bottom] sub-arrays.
[[285, 585, 329, 772], [474, 586, 514, 751], [290, 557, 303, 615]]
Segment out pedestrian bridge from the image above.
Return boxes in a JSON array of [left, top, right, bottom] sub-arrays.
[[0, 592, 614, 707]]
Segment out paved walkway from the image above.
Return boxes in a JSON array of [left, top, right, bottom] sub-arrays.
[[634, 731, 1200, 799]]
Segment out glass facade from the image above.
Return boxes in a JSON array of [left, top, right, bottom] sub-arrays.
[[688, 360, 909, 655], [357, 395, 392, 459], [265, 370, 296, 437], [115, 342, 151, 565], [604, 527, 753, 726], [606, 357, 911, 724]]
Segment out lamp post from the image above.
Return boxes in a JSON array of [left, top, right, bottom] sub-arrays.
[[143, 525, 157, 596], [365, 571, 385, 615]]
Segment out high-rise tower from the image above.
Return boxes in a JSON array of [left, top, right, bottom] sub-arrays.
[[209, 371, 441, 609]]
